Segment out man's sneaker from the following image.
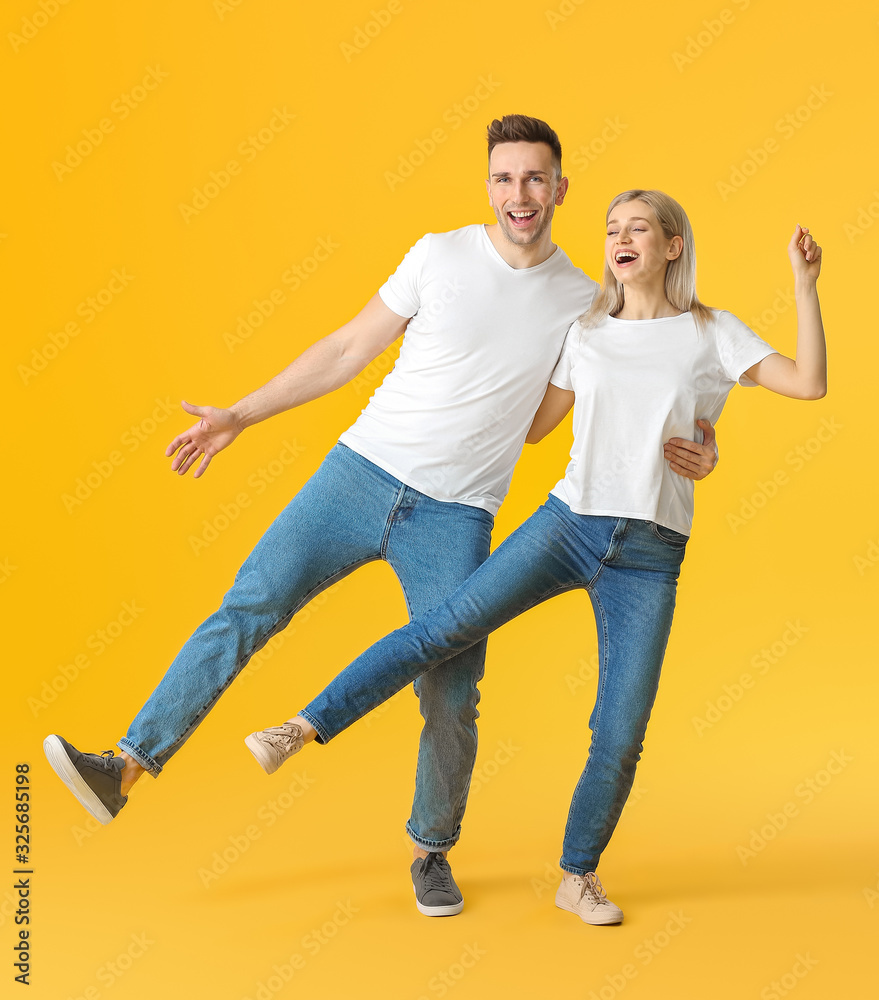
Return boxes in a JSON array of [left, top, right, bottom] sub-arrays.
[[555, 871, 623, 925], [43, 735, 128, 825], [245, 722, 304, 775], [410, 852, 464, 916]]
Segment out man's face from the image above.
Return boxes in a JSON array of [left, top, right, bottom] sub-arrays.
[[486, 141, 568, 249]]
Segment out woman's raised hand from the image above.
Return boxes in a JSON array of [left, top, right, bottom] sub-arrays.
[[789, 224, 821, 282]]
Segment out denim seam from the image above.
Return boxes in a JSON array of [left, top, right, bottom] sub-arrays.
[[559, 586, 608, 873]]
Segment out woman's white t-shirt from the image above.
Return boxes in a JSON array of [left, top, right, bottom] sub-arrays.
[[549, 310, 777, 536]]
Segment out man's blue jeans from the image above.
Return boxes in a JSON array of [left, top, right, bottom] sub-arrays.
[[119, 443, 494, 852], [301, 496, 688, 874]]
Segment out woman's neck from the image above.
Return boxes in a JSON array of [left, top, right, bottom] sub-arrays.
[[614, 284, 682, 321]]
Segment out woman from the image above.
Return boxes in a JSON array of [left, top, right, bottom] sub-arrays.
[[247, 190, 826, 924]]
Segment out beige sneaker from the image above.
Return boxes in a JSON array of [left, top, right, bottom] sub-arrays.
[[245, 722, 304, 775], [555, 871, 623, 925]]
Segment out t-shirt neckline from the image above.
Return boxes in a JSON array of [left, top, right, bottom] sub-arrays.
[[480, 224, 562, 274]]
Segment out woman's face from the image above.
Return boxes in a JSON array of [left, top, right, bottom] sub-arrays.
[[604, 199, 682, 287]]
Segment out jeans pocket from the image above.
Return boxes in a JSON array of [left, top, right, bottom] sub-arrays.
[[649, 521, 689, 549]]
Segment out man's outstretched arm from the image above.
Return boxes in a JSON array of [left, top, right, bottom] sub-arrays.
[[165, 293, 408, 478]]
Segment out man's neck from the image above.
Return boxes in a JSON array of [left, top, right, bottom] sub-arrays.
[[484, 224, 558, 270]]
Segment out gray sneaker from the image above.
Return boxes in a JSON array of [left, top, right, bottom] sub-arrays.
[[555, 871, 624, 925], [245, 722, 304, 775], [43, 735, 128, 825], [411, 853, 464, 916]]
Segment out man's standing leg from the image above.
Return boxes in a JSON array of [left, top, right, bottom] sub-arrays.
[[384, 488, 493, 915]]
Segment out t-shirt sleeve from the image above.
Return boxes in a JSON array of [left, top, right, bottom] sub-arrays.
[[715, 310, 778, 387], [549, 321, 580, 390], [378, 234, 431, 319]]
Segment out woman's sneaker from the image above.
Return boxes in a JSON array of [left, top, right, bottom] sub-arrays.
[[555, 871, 623, 925], [410, 852, 464, 916], [245, 722, 304, 775], [43, 735, 128, 825]]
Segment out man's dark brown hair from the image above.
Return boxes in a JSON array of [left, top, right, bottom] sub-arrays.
[[486, 115, 562, 177]]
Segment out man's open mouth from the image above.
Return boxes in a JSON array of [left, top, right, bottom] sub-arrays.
[[508, 210, 537, 225]]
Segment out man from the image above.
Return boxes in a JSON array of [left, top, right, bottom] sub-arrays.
[[44, 115, 716, 919]]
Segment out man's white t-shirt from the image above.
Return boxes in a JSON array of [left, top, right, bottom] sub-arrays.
[[340, 225, 597, 515], [549, 310, 777, 536]]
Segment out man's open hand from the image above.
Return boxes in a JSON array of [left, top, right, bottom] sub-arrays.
[[664, 418, 718, 481], [165, 400, 244, 478]]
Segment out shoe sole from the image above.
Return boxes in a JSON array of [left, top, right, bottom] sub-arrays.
[[43, 735, 116, 825], [244, 733, 278, 775], [555, 898, 623, 925], [413, 885, 464, 917]]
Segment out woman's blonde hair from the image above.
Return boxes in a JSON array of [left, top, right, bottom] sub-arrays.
[[581, 189, 714, 332]]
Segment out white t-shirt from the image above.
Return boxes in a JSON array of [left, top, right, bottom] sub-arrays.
[[549, 310, 777, 535], [340, 225, 597, 514]]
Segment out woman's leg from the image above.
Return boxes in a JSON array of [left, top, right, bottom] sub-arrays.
[[300, 499, 594, 744], [559, 519, 688, 875]]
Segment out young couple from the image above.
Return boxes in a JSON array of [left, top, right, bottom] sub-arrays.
[[44, 114, 825, 927]]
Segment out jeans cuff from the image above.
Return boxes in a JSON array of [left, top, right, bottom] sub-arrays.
[[559, 862, 597, 876], [117, 739, 162, 777], [298, 709, 330, 745], [406, 821, 459, 853]]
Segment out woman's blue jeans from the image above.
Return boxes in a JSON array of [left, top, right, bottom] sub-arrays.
[[302, 495, 688, 874], [119, 444, 494, 852]]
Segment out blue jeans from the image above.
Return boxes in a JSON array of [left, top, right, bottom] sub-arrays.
[[119, 444, 494, 852], [302, 495, 688, 874]]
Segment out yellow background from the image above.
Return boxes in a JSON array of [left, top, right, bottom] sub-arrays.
[[3, 0, 876, 997]]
